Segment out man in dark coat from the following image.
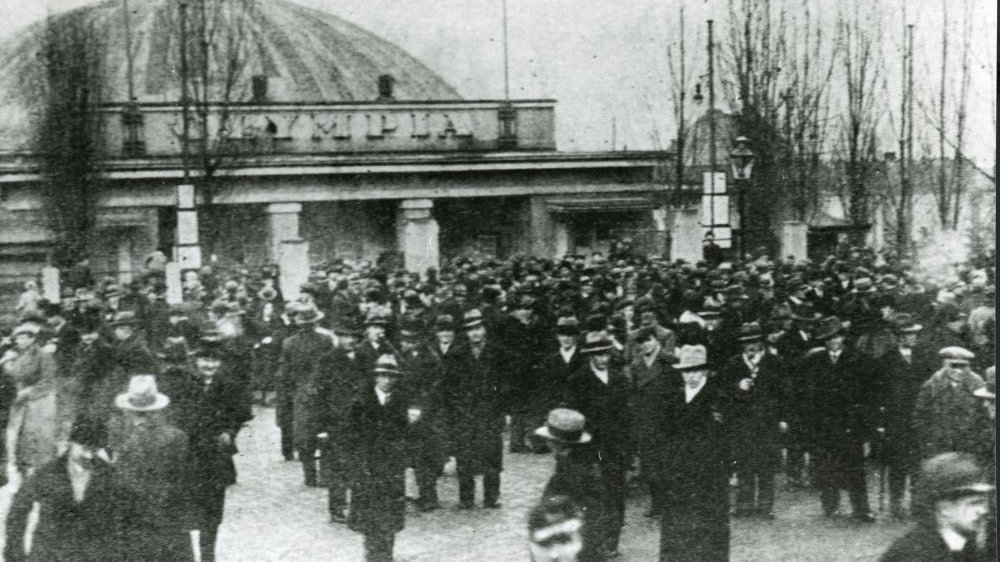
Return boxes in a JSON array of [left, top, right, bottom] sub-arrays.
[[277, 304, 335, 485], [534, 317, 585, 452], [347, 355, 411, 562], [108, 311, 158, 379], [874, 314, 937, 518], [562, 332, 630, 558], [492, 294, 547, 454], [912, 346, 990, 462], [880, 453, 995, 562], [627, 326, 677, 518], [314, 323, 368, 522], [110, 374, 193, 562], [69, 314, 118, 427], [172, 339, 252, 562], [536, 408, 610, 562], [718, 322, 787, 519], [654, 344, 730, 562], [798, 316, 876, 521], [5, 418, 138, 562], [396, 317, 446, 512], [440, 309, 508, 509]]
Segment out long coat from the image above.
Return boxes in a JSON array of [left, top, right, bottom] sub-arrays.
[[542, 450, 611, 562], [655, 378, 730, 562], [874, 347, 937, 468], [69, 341, 119, 426], [440, 342, 508, 473], [314, 348, 369, 474], [6, 456, 138, 562], [535, 345, 585, 416], [563, 363, 632, 462], [110, 335, 158, 379], [6, 380, 66, 472], [718, 352, 787, 472], [796, 348, 877, 453], [346, 386, 409, 536], [912, 368, 991, 461], [277, 328, 335, 448], [628, 349, 677, 474]]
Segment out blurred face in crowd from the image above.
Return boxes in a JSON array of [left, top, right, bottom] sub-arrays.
[[80, 331, 100, 346], [639, 311, 657, 329], [938, 494, 990, 536], [880, 306, 895, 320], [68, 441, 100, 471], [338, 334, 357, 352], [742, 340, 764, 357], [196, 356, 222, 379], [375, 374, 398, 394], [528, 519, 583, 562], [943, 360, 970, 379], [113, 325, 133, 341], [981, 397, 996, 420], [400, 336, 419, 353], [466, 325, 486, 345], [14, 332, 35, 350], [824, 334, 844, 353], [556, 334, 577, 350], [589, 351, 610, 371], [898, 332, 918, 348], [366, 325, 385, 343], [638, 335, 659, 356], [682, 368, 707, 389], [435, 329, 455, 347]]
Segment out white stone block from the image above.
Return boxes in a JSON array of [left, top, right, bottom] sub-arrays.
[[176, 211, 199, 245], [42, 267, 60, 303], [165, 262, 183, 304], [278, 239, 310, 302], [177, 184, 196, 209], [175, 245, 202, 270]]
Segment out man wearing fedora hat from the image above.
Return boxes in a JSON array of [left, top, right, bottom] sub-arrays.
[[108, 311, 158, 381], [912, 347, 991, 463], [440, 308, 510, 509], [874, 313, 938, 517], [798, 316, 877, 522], [655, 344, 731, 562], [719, 322, 788, 519], [563, 331, 630, 558], [314, 321, 368, 522], [880, 453, 996, 562], [69, 313, 117, 430], [5, 417, 139, 562], [278, 302, 336, 486], [535, 316, 585, 452], [536, 408, 609, 562], [346, 354, 411, 562], [111, 374, 193, 561], [493, 293, 548, 454]]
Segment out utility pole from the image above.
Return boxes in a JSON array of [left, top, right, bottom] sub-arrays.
[[180, 1, 190, 181], [707, 19, 716, 241], [897, 23, 914, 256]]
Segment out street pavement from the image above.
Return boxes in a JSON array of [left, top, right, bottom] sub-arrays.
[[213, 406, 911, 562]]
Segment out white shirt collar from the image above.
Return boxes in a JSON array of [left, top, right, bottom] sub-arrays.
[[940, 528, 968, 552], [684, 378, 707, 403], [559, 346, 576, 363], [375, 387, 391, 406], [591, 366, 609, 385]]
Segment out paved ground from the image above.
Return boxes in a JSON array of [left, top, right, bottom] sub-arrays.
[[209, 406, 910, 562]]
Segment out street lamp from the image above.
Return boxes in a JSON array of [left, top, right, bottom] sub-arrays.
[[729, 136, 755, 256]]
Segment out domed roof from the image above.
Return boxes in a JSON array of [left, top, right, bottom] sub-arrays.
[[0, 0, 460, 151]]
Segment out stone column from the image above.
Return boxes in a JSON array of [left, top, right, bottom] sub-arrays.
[[42, 266, 60, 303], [266, 203, 302, 264], [174, 184, 202, 271], [278, 239, 310, 302], [396, 199, 439, 274], [528, 196, 553, 257], [670, 207, 703, 264], [554, 221, 570, 258], [780, 221, 808, 262]]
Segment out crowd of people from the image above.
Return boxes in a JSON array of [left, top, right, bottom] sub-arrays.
[[0, 242, 994, 561]]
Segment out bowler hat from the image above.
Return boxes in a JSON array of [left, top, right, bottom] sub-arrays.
[[364, 313, 392, 327], [890, 313, 923, 334], [398, 317, 424, 339], [813, 316, 845, 340], [554, 316, 580, 336], [527, 496, 583, 544], [433, 314, 456, 332], [534, 408, 591, 444], [737, 322, 764, 342], [580, 331, 614, 355], [115, 374, 170, 412], [108, 310, 139, 328], [293, 304, 325, 325], [462, 309, 485, 329], [372, 354, 404, 377]]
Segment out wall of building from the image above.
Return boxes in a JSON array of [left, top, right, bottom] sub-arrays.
[[302, 200, 397, 265]]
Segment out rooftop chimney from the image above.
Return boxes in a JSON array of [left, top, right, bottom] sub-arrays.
[[251, 75, 268, 103], [377, 74, 396, 102]]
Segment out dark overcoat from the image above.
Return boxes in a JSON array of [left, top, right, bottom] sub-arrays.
[[912, 368, 991, 461], [536, 345, 585, 416], [6, 456, 139, 562], [440, 342, 508, 473], [313, 348, 368, 475], [542, 450, 611, 562], [398, 346, 446, 467], [110, 335, 158, 379], [628, 349, 677, 475], [718, 352, 787, 471], [346, 386, 409, 536], [562, 363, 631, 462], [277, 328, 335, 448], [69, 341, 119, 426], [880, 523, 994, 562], [874, 347, 936, 468], [655, 378, 730, 562]]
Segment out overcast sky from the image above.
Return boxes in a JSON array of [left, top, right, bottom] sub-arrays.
[[0, 0, 995, 163]]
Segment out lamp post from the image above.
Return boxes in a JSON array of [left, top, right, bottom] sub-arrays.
[[730, 136, 755, 257]]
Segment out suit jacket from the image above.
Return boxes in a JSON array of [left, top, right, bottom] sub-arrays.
[[110, 336, 158, 379], [797, 348, 877, 451], [313, 348, 369, 440], [111, 418, 191, 531], [440, 341, 509, 471], [718, 352, 787, 465], [912, 368, 991, 461], [875, 346, 937, 463], [278, 328, 335, 447], [536, 345, 585, 415], [628, 348, 678, 458], [7, 456, 139, 562]]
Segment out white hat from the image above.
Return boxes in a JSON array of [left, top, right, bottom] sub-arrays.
[[115, 375, 170, 412]]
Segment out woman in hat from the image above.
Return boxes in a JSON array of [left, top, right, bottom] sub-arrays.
[[654, 344, 730, 562], [346, 355, 411, 562], [536, 408, 609, 562]]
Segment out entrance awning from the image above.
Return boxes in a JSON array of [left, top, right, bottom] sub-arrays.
[[547, 196, 654, 214]]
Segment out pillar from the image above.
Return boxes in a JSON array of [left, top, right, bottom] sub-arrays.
[[396, 199, 439, 275], [165, 262, 183, 304], [780, 221, 808, 263], [174, 184, 202, 270], [528, 196, 553, 257], [670, 207, 702, 264], [266, 203, 302, 264], [278, 239, 310, 302], [652, 206, 668, 258], [42, 266, 60, 303], [554, 221, 570, 258]]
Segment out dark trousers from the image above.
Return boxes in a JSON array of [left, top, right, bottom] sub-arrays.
[[509, 412, 533, 452], [299, 436, 318, 486], [414, 462, 440, 505], [885, 453, 912, 513], [363, 532, 396, 562], [457, 463, 501, 506], [786, 445, 809, 482], [281, 428, 295, 460], [735, 468, 776, 512], [599, 454, 627, 551], [322, 444, 350, 514], [192, 483, 227, 562], [814, 446, 871, 516]]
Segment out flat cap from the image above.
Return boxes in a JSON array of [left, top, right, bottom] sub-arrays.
[[939, 346, 975, 362]]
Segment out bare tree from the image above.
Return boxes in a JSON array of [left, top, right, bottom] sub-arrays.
[[37, 12, 105, 267], [666, 1, 695, 199]]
